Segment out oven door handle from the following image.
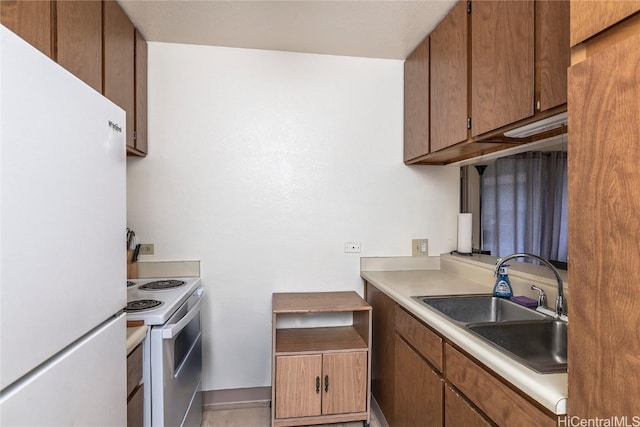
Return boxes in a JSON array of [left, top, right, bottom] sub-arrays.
[[162, 288, 204, 339]]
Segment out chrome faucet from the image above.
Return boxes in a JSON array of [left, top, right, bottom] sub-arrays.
[[494, 253, 567, 317]]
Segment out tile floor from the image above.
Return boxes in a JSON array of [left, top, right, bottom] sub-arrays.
[[202, 406, 382, 427]]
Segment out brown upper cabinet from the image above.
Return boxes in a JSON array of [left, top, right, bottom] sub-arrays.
[[471, 1, 534, 137], [406, 0, 569, 165], [430, 1, 468, 153], [56, 0, 103, 93], [2, 0, 148, 156], [570, 1, 640, 46], [537, 0, 570, 112], [133, 29, 148, 156], [104, 0, 135, 150], [0, 0, 52, 58], [403, 36, 430, 162]]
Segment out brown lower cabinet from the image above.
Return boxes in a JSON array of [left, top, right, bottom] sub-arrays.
[[444, 384, 491, 427], [127, 343, 143, 427], [365, 282, 559, 427], [394, 334, 442, 427]]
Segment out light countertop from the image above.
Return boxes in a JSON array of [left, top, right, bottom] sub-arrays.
[[126, 325, 147, 355], [361, 255, 568, 415]]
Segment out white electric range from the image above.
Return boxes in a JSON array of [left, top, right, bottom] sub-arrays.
[[126, 277, 204, 427]]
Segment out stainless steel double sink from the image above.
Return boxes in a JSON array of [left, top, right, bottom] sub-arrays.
[[412, 294, 567, 374]]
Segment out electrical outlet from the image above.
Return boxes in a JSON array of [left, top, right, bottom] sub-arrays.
[[139, 244, 154, 255], [412, 239, 429, 257], [344, 242, 361, 253]]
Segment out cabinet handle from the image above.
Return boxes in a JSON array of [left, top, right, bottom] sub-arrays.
[[324, 375, 329, 393], [315, 376, 320, 394]]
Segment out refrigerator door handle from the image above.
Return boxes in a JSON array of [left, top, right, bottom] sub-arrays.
[[162, 289, 204, 340]]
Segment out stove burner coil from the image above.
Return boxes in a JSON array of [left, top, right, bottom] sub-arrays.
[[139, 280, 186, 291], [126, 299, 163, 312]]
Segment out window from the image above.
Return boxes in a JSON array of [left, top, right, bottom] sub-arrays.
[[481, 152, 568, 263]]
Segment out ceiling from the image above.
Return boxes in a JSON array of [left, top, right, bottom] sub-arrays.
[[118, 0, 457, 60]]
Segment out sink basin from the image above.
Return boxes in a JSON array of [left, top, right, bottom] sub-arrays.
[[467, 320, 567, 374], [412, 295, 547, 324]]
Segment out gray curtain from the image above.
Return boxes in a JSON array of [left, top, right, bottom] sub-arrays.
[[482, 151, 568, 262]]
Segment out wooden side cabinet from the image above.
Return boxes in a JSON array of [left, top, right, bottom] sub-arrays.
[[272, 292, 371, 427]]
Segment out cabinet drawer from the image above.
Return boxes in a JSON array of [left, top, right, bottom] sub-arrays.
[[126, 343, 143, 397], [395, 306, 443, 372], [444, 344, 556, 427]]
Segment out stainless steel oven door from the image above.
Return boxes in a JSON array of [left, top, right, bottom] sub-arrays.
[[151, 287, 203, 427]]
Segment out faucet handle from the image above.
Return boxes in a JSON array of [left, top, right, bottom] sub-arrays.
[[530, 285, 548, 309], [555, 295, 567, 317]]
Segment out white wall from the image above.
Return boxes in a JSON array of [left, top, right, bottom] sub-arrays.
[[127, 42, 459, 391]]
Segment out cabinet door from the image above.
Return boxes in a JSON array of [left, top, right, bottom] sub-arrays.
[[430, 1, 468, 152], [404, 36, 429, 162], [471, 1, 534, 137], [568, 31, 640, 419], [104, 0, 135, 149], [134, 29, 148, 155], [537, 0, 569, 112], [275, 355, 322, 419], [0, 0, 52, 57], [395, 334, 443, 427], [444, 384, 491, 427], [366, 283, 395, 424], [570, 1, 640, 46], [56, 0, 102, 93], [322, 351, 367, 415]]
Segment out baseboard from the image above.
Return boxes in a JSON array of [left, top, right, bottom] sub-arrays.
[[203, 386, 271, 411]]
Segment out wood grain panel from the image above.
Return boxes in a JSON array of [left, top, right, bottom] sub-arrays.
[[394, 305, 443, 372], [275, 354, 322, 419], [444, 384, 491, 427], [395, 335, 443, 427], [403, 35, 429, 162], [537, 0, 569, 112], [567, 32, 640, 418], [126, 343, 142, 397], [365, 283, 396, 425], [570, 1, 640, 46], [322, 352, 367, 415], [126, 384, 144, 427], [445, 344, 556, 427], [276, 327, 367, 354], [471, 1, 534, 137], [0, 0, 52, 57], [134, 29, 148, 154], [430, 1, 469, 152], [103, 0, 134, 148], [56, 0, 102, 92], [273, 291, 371, 313]]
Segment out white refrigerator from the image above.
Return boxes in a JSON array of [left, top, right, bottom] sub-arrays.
[[0, 25, 127, 425]]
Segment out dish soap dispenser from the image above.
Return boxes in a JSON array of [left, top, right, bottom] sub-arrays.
[[493, 264, 513, 298]]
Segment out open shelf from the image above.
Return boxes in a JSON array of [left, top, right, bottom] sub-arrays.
[[276, 326, 368, 355]]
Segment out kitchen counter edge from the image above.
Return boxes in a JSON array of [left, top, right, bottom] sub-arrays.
[[126, 325, 148, 355]]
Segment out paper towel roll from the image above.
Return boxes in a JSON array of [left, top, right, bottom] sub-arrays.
[[457, 213, 472, 254]]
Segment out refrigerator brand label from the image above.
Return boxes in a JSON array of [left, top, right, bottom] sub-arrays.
[[108, 121, 122, 133]]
